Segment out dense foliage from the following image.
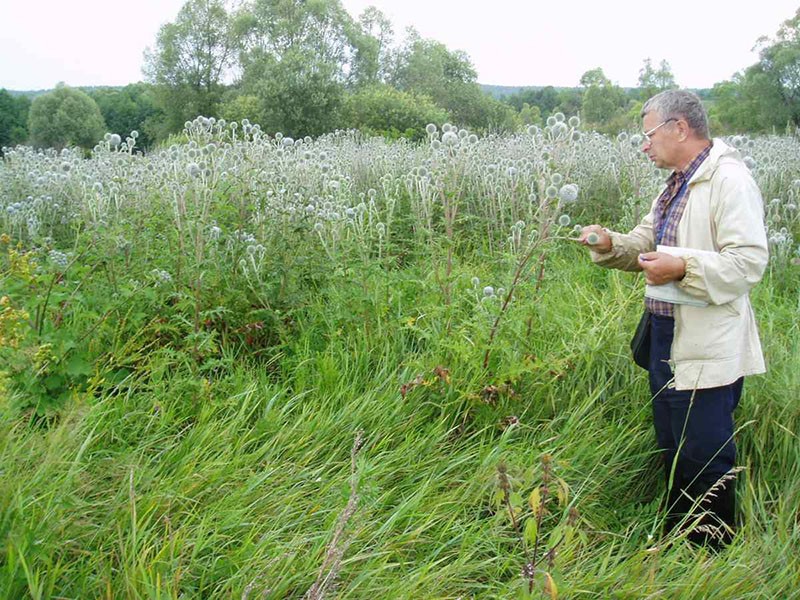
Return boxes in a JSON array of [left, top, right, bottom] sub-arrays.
[[1, 116, 799, 596], [26, 85, 107, 151]]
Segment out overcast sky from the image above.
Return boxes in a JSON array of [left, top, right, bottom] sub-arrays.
[[0, 0, 797, 91]]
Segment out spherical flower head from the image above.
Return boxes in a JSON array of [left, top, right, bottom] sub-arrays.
[[282, 137, 294, 147], [554, 122, 568, 136], [426, 123, 437, 135], [187, 162, 201, 178], [546, 116, 557, 127], [471, 276, 480, 288], [571, 131, 581, 142], [104, 132, 112, 142], [558, 183, 579, 203], [587, 232, 600, 245], [376, 222, 386, 236], [483, 285, 494, 297], [617, 132, 629, 143], [93, 182, 103, 192], [314, 222, 324, 232], [431, 139, 442, 150], [526, 125, 538, 135], [442, 131, 459, 146], [630, 134, 642, 146], [743, 156, 756, 170], [558, 214, 571, 227], [545, 185, 558, 199], [515, 220, 525, 230], [130, 130, 139, 139], [568, 115, 580, 128], [550, 173, 564, 186], [468, 134, 478, 144], [554, 112, 565, 123], [442, 122, 453, 132], [48, 250, 68, 269]]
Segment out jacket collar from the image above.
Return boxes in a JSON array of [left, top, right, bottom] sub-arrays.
[[688, 138, 742, 185]]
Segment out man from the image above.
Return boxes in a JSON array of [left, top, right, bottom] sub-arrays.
[[580, 89, 768, 547]]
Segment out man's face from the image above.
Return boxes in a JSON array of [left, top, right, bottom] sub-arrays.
[[641, 111, 678, 170]]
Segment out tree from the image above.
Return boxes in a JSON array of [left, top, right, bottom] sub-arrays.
[[579, 68, 627, 129], [387, 29, 514, 130], [89, 84, 161, 148], [389, 29, 477, 99], [353, 6, 394, 85], [709, 7, 800, 132], [0, 90, 30, 148], [143, 0, 237, 136], [638, 58, 677, 100], [753, 7, 800, 126], [27, 84, 106, 149], [519, 102, 542, 126], [504, 86, 560, 119], [580, 68, 610, 88], [341, 84, 448, 139], [236, 0, 367, 135]]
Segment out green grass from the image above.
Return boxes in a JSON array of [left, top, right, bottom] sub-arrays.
[[2, 243, 799, 599]]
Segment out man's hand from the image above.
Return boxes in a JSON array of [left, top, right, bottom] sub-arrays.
[[578, 225, 612, 253], [637, 252, 686, 285]]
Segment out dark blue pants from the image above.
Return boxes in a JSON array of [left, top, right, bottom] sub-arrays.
[[649, 314, 743, 490]]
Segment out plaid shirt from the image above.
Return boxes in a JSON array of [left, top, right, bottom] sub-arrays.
[[646, 143, 713, 317]]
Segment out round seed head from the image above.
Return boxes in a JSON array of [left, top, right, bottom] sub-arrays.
[[442, 131, 459, 146], [558, 183, 579, 203]]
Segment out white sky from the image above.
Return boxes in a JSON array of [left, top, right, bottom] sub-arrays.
[[0, 0, 797, 90]]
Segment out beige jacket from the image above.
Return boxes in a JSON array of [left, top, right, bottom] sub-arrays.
[[592, 139, 768, 390]]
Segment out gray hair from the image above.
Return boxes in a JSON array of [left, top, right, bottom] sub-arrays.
[[642, 90, 710, 140]]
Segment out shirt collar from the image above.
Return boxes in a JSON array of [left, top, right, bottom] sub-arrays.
[[669, 142, 713, 185]]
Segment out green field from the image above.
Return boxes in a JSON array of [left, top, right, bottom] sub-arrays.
[[1, 119, 799, 598]]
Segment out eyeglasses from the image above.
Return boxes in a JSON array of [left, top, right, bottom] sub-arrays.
[[642, 118, 677, 142]]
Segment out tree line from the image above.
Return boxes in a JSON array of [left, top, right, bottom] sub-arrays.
[[2, 1, 799, 152]]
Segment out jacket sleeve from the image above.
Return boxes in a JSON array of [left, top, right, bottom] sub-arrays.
[[590, 201, 657, 271], [676, 166, 768, 304]]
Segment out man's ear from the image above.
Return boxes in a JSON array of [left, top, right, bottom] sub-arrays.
[[676, 119, 690, 142]]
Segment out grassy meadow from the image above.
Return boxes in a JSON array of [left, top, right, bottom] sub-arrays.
[[1, 119, 800, 598]]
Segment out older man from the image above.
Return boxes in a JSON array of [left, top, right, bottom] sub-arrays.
[[580, 90, 768, 547]]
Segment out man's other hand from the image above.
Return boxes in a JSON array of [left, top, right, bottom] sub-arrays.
[[637, 252, 686, 285]]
